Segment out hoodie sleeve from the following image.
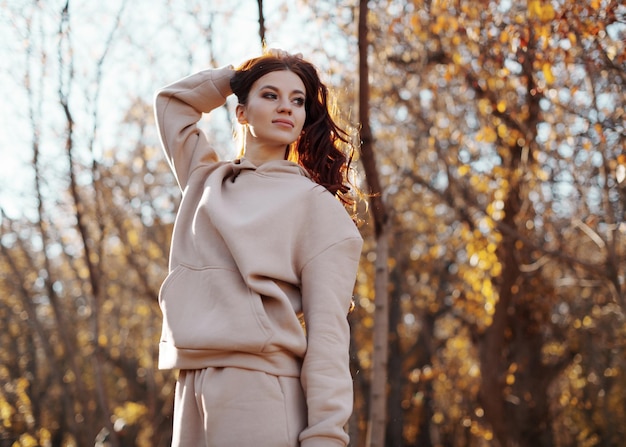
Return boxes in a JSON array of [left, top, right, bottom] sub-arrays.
[[154, 66, 234, 189], [298, 236, 363, 447]]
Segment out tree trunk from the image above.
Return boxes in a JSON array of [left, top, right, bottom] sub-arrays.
[[365, 226, 390, 447], [358, 2, 390, 445], [386, 255, 405, 447]]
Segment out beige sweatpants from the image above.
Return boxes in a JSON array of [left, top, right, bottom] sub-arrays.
[[171, 367, 307, 447]]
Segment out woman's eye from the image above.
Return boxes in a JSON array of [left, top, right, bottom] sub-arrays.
[[293, 97, 305, 106], [263, 92, 277, 100]]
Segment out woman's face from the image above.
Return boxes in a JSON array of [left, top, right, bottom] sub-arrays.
[[236, 70, 307, 149]]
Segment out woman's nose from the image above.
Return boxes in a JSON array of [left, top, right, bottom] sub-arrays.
[[277, 99, 292, 113]]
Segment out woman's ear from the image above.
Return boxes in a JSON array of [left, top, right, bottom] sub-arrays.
[[236, 104, 247, 124]]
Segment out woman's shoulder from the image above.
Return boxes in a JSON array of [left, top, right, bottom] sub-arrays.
[[298, 183, 360, 234]]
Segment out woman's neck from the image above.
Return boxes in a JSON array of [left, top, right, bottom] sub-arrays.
[[243, 143, 288, 166]]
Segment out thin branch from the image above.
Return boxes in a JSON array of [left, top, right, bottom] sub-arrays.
[[257, 0, 266, 45], [573, 218, 606, 250]]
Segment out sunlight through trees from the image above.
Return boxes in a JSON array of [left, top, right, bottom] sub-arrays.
[[0, 0, 624, 446]]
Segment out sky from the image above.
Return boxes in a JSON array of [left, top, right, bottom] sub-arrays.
[[0, 0, 341, 220]]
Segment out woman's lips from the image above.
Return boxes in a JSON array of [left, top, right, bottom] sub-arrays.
[[272, 119, 294, 128]]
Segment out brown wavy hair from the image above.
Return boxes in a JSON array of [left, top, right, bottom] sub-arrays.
[[230, 52, 357, 205]]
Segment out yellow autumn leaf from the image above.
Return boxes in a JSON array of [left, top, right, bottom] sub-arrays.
[[537, 26, 551, 48], [478, 254, 493, 271], [431, 17, 443, 34], [481, 127, 498, 143], [537, 168, 550, 181], [528, 0, 555, 22], [136, 303, 151, 316], [38, 429, 52, 445], [500, 30, 509, 44], [448, 16, 459, 32], [17, 434, 39, 447], [542, 63, 555, 84], [497, 124, 509, 140], [147, 241, 164, 259], [568, 32, 577, 46], [506, 373, 516, 385], [0, 397, 15, 427], [458, 165, 471, 176], [540, 4, 555, 21], [528, 0, 541, 19], [491, 262, 502, 277], [429, 245, 443, 258], [114, 402, 148, 424], [127, 228, 139, 246], [478, 98, 492, 115]]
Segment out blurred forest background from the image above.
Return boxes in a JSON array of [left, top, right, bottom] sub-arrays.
[[0, 0, 624, 446]]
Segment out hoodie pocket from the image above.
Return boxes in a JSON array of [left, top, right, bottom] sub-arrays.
[[158, 265, 273, 352]]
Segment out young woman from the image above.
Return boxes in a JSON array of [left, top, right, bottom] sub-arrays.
[[154, 50, 363, 447]]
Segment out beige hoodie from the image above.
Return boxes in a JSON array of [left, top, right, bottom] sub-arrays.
[[155, 66, 363, 446]]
